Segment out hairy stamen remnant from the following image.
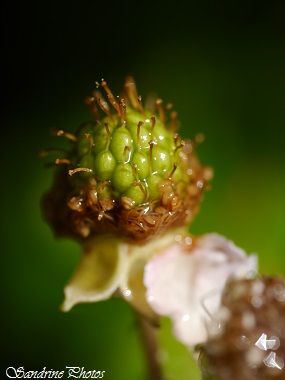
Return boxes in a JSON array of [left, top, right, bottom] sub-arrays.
[[42, 77, 212, 242]]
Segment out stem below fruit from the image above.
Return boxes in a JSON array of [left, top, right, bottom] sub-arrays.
[[137, 313, 163, 380]]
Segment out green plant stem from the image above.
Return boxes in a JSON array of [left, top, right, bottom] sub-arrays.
[[137, 313, 163, 380]]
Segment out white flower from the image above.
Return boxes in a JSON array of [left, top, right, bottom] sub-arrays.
[[61, 228, 258, 350], [143, 233, 258, 347]]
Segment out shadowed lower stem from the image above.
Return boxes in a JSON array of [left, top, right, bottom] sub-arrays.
[[137, 313, 163, 380]]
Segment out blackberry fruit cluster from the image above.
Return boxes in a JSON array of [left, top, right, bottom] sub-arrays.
[[43, 77, 212, 241]]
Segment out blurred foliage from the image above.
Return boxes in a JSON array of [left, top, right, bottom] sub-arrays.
[[2, 1, 285, 379]]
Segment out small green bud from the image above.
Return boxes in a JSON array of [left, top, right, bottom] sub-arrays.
[[109, 127, 133, 162], [93, 122, 114, 155], [151, 122, 173, 150], [94, 150, 116, 180], [132, 151, 150, 180], [76, 123, 95, 158], [152, 146, 172, 175], [146, 174, 163, 200], [97, 181, 112, 198], [112, 163, 135, 193], [128, 121, 150, 151], [123, 183, 146, 205]]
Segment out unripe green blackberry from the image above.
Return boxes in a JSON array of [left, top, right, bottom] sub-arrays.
[[43, 77, 212, 241]]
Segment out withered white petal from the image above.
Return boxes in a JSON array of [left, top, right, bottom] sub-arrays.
[[119, 227, 188, 320], [144, 233, 258, 347], [61, 235, 128, 312], [61, 227, 187, 315]]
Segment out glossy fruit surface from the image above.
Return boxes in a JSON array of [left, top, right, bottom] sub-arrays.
[[43, 78, 212, 241]]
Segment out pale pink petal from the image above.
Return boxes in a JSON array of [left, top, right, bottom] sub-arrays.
[[120, 228, 188, 321], [144, 233, 258, 347]]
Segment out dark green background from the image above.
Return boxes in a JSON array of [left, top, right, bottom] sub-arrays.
[[2, 1, 285, 379]]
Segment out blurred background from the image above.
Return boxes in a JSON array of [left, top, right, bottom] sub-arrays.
[[2, 1, 285, 379]]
